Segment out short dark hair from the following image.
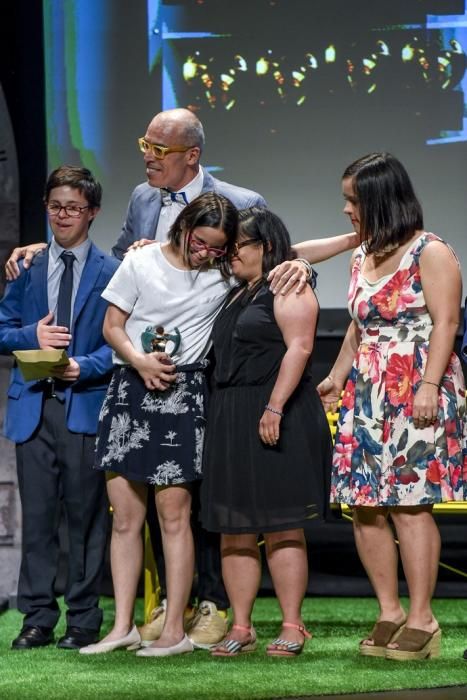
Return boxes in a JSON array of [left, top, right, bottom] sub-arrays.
[[168, 192, 238, 277], [237, 207, 296, 278], [44, 166, 102, 208], [343, 152, 423, 255]]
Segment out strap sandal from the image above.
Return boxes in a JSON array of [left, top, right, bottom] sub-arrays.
[[385, 626, 442, 661], [359, 617, 407, 658], [266, 622, 312, 657], [210, 624, 257, 657]]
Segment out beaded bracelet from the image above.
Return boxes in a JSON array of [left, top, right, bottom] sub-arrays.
[[295, 257, 313, 280], [420, 379, 441, 389], [265, 404, 284, 417]]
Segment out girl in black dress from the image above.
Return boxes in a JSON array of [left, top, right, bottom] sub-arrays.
[[202, 208, 332, 656]]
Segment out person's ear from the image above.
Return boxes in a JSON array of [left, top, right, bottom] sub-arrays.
[[88, 207, 100, 222]]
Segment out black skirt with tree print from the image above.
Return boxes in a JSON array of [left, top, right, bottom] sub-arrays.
[[94, 362, 209, 485]]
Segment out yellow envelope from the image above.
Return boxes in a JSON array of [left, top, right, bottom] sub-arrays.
[[12, 349, 70, 381]]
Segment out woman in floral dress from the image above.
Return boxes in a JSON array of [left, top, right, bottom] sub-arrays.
[[318, 153, 466, 661]]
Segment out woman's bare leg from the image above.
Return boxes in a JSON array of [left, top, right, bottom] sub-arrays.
[[388, 506, 439, 644], [148, 485, 194, 648], [219, 533, 260, 644], [353, 507, 406, 646], [264, 528, 308, 646], [97, 474, 147, 642]]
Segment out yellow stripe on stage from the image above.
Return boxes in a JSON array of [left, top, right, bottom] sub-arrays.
[[340, 502, 467, 515], [144, 523, 161, 623], [340, 510, 467, 579]]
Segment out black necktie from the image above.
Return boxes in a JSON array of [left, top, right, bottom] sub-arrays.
[[56, 251, 75, 329]]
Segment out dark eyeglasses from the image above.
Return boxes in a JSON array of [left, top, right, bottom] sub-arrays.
[[138, 137, 194, 160], [188, 232, 227, 259], [231, 239, 260, 256], [46, 203, 90, 218]]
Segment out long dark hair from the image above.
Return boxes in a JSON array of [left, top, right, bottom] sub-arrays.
[[168, 192, 238, 277], [343, 152, 424, 255], [236, 207, 296, 280]]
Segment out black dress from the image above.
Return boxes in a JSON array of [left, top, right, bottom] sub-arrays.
[[201, 284, 332, 534]]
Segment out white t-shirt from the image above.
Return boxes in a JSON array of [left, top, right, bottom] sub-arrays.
[[102, 243, 232, 365]]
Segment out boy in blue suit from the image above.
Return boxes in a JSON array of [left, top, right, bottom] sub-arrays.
[[0, 166, 119, 650]]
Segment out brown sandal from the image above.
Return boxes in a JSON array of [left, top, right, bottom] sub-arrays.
[[359, 618, 406, 657], [385, 626, 441, 661]]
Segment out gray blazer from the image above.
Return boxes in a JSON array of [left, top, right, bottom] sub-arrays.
[[112, 170, 266, 260]]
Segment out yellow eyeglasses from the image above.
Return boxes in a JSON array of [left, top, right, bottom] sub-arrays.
[[138, 137, 194, 160]]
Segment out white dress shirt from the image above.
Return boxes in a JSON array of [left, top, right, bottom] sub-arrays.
[[154, 166, 204, 242], [47, 237, 91, 324]]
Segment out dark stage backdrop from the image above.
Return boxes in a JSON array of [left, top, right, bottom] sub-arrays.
[[40, 0, 467, 598], [1, 0, 466, 598], [42, 0, 467, 308]]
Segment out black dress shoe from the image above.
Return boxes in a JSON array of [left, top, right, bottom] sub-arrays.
[[57, 627, 99, 650], [12, 626, 54, 649]]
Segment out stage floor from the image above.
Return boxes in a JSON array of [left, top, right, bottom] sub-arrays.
[[279, 686, 467, 700]]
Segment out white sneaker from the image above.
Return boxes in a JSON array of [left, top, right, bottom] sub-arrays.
[[138, 599, 167, 646], [187, 601, 228, 650]]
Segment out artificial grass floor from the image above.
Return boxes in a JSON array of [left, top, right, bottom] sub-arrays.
[[1, 597, 467, 700]]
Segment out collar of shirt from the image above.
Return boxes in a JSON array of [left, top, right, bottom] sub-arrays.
[[172, 165, 204, 204], [49, 237, 91, 268], [155, 167, 205, 243], [47, 237, 92, 327]]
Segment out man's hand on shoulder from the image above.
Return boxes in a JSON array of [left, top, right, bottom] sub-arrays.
[[267, 259, 310, 296], [124, 238, 157, 255], [5, 243, 48, 281]]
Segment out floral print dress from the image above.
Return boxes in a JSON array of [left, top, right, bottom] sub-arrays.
[[331, 233, 467, 506]]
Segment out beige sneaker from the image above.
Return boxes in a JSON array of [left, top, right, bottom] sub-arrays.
[[187, 601, 229, 650], [138, 599, 167, 646], [138, 599, 197, 647]]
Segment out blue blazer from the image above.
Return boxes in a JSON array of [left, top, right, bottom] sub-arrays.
[[112, 170, 266, 259], [0, 243, 119, 443]]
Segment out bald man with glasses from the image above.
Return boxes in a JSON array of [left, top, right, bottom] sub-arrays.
[[111, 108, 267, 259]]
